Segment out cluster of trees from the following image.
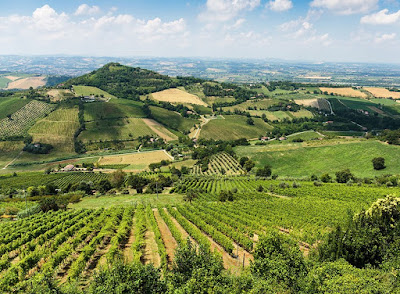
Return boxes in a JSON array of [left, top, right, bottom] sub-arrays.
[[239, 156, 255, 172], [23, 142, 53, 154], [380, 129, 400, 145]]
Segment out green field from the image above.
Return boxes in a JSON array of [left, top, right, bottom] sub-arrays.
[[28, 106, 79, 152], [236, 139, 400, 177], [73, 85, 116, 99], [200, 115, 273, 140], [79, 118, 155, 142], [84, 99, 145, 121], [0, 98, 29, 120], [150, 106, 199, 133]]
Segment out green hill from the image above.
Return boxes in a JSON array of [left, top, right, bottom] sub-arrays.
[[64, 63, 179, 100]]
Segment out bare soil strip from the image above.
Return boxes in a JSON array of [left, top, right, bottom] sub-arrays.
[[123, 217, 136, 263], [143, 229, 161, 267], [154, 209, 178, 265]]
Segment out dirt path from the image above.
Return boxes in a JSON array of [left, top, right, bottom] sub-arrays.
[[123, 217, 136, 263], [164, 208, 196, 244], [189, 115, 214, 139], [142, 118, 177, 141], [2, 150, 23, 169], [154, 209, 178, 265], [143, 229, 161, 267]]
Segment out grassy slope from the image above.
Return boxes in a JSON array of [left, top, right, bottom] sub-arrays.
[[149, 106, 199, 133], [200, 115, 273, 140], [0, 98, 29, 119], [83, 99, 145, 121], [236, 139, 400, 178], [80, 118, 155, 142], [28, 106, 79, 153], [73, 85, 116, 98]]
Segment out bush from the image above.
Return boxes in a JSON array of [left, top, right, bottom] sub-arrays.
[[372, 157, 385, 170], [256, 165, 272, 177], [17, 205, 41, 218], [320, 173, 332, 183], [335, 169, 354, 183]]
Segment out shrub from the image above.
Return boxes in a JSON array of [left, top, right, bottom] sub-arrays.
[[320, 173, 331, 183], [335, 169, 354, 183], [372, 157, 385, 170]]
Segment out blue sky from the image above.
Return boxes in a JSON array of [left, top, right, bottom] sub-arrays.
[[0, 0, 399, 62]]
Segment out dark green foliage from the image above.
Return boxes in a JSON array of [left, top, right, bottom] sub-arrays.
[[218, 190, 234, 202], [110, 169, 126, 188], [239, 156, 249, 167], [88, 261, 166, 294], [243, 159, 255, 172], [319, 196, 400, 268], [251, 232, 307, 291], [126, 174, 149, 193], [256, 165, 272, 177], [320, 173, 332, 183], [96, 179, 112, 193], [335, 169, 354, 183], [23, 143, 53, 154], [372, 157, 386, 170], [246, 117, 254, 125], [39, 198, 60, 213]]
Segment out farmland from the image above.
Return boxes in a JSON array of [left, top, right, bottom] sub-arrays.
[[97, 150, 172, 171], [151, 88, 208, 106], [149, 106, 199, 133], [364, 87, 400, 99], [73, 85, 116, 99], [6, 76, 46, 90], [0, 100, 55, 140], [236, 139, 400, 178], [0, 98, 29, 120], [200, 115, 272, 140], [319, 87, 368, 98]]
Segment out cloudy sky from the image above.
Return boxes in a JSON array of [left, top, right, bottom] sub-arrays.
[[0, 0, 399, 62]]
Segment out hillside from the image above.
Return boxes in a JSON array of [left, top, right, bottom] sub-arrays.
[[64, 62, 179, 100]]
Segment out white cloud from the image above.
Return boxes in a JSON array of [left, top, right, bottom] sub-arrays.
[[199, 0, 260, 22], [310, 0, 378, 15], [361, 9, 400, 25], [375, 32, 396, 43], [75, 4, 101, 16], [268, 0, 293, 12], [0, 5, 189, 55]]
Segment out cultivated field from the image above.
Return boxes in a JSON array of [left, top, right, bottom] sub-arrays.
[[0, 100, 55, 140], [79, 118, 156, 142], [319, 87, 368, 98], [28, 106, 79, 152], [294, 98, 318, 108], [151, 88, 208, 106], [142, 118, 178, 141], [97, 150, 172, 170], [73, 85, 116, 99], [149, 106, 199, 133], [191, 152, 245, 176], [200, 115, 272, 140], [83, 100, 145, 122], [364, 87, 400, 99], [236, 139, 400, 178], [6, 76, 46, 89], [46, 89, 75, 101]]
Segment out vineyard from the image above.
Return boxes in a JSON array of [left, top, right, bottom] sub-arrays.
[[0, 100, 55, 139], [191, 152, 245, 176]]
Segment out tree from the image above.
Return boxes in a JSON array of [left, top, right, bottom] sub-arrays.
[[239, 157, 249, 167], [127, 175, 149, 193], [184, 190, 197, 203], [218, 190, 234, 202], [110, 169, 126, 188], [247, 117, 254, 125], [96, 179, 112, 193], [335, 169, 354, 183], [320, 173, 332, 183], [256, 165, 272, 177], [243, 160, 255, 172], [251, 232, 307, 291], [372, 157, 385, 170]]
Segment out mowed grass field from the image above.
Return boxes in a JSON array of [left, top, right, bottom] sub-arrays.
[[83, 100, 145, 121], [149, 106, 199, 133], [73, 85, 116, 99], [320, 87, 368, 98], [200, 115, 273, 140], [28, 106, 80, 152], [97, 150, 172, 170], [79, 118, 155, 142], [236, 139, 400, 178], [364, 87, 400, 99], [151, 88, 208, 106], [0, 97, 29, 120]]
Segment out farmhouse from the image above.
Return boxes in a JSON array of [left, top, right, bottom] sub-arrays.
[[61, 164, 76, 172]]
